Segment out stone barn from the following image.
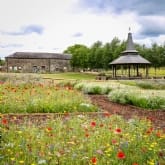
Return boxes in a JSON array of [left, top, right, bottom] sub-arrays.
[[5, 52, 72, 73]]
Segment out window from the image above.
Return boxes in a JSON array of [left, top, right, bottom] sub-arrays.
[[14, 66, 17, 71], [9, 66, 13, 70], [32, 66, 38, 73], [41, 66, 46, 70]]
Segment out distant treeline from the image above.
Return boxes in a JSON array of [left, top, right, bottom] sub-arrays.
[[64, 37, 165, 70]]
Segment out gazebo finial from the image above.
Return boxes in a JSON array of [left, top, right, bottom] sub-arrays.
[[129, 27, 131, 32]]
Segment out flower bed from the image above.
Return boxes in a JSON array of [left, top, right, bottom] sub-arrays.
[[0, 83, 97, 113], [108, 89, 165, 110], [1, 113, 164, 164], [74, 81, 165, 110]]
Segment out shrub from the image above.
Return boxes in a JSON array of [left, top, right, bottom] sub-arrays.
[[74, 83, 112, 95], [84, 86, 102, 94], [108, 90, 165, 110]]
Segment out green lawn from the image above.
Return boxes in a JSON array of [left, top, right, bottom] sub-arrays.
[[41, 72, 96, 80]]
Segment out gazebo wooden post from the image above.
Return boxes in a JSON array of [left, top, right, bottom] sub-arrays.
[[112, 65, 114, 78], [133, 65, 135, 76], [146, 65, 148, 78], [128, 65, 130, 77], [121, 65, 123, 76], [136, 64, 139, 76], [114, 65, 117, 77]]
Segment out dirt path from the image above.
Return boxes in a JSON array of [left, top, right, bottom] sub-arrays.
[[89, 95, 165, 130], [3, 94, 165, 131]]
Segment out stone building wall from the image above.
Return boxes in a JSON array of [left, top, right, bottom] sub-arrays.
[[50, 59, 71, 72], [6, 58, 71, 73]]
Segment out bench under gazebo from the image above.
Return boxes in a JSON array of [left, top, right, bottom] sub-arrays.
[[110, 31, 151, 79]]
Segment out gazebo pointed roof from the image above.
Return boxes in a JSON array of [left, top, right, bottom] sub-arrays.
[[126, 32, 135, 50], [122, 32, 138, 54], [110, 32, 150, 65]]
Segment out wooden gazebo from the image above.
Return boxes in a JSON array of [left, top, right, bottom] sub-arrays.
[[110, 32, 151, 78]]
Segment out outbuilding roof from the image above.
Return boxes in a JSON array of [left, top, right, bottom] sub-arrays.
[[6, 52, 71, 60]]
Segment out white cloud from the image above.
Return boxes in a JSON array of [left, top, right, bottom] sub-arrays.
[[0, 0, 164, 58]]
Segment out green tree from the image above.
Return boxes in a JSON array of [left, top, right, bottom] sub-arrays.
[[88, 41, 103, 69], [64, 44, 89, 70], [102, 43, 113, 69], [0, 58, 5, 66]]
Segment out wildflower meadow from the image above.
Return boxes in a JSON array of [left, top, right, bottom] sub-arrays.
[[1, 114, 165, 164], [0, 73, 165, 164]]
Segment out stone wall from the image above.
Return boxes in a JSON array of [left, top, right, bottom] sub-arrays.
[[6, 58, 71, 73], [50, 59, 71, 72]]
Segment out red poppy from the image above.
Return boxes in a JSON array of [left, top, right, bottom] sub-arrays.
[[103, 112, 111, 117], [117, 151, 125, 159], [47, 127, 52, 131], [132, 163, 138, 165], [1, 118, 8, 125], [91, 157, 97, 164], [146, 127, 153, 134], [90, 121, 96, 127], [112, 139, 117, 144], [156, 131, 161, 138], [115, 128, 122, 133]]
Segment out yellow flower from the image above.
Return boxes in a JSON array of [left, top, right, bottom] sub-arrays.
[[19, 160, 24, 164], [13, 116, 17, 120], [147, 159, 155, 165], [0, 113, 3, 118], [150, 142, 157, 148], [10, 157, 15, 161], [106, 143, 110, 147], [105, 147, 112, 156], [67, 141, 76, 145], [17, 131, 22, 134], [105, 148, 112, 152]]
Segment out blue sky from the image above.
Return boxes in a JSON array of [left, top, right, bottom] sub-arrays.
[[0, 0, 165, 58]]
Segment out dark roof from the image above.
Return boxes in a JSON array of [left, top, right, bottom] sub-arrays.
[[126, 32, 135, 50], [110, 55, 150, 64], [110, 32, 151, 65], [6, 52, 71, 60]]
